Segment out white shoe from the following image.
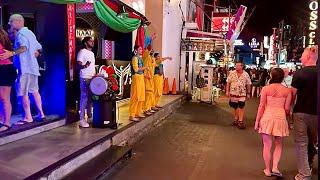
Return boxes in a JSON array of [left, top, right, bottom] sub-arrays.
[[79, 120, 90, 128], [150, 110, 156, 113]]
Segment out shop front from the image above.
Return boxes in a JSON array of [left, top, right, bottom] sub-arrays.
[[0, 0, 149, 141], [0, 0, 67, 137]]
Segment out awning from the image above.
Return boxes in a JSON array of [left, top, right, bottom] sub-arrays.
[[186, 30, 224, 40], [40, 0, 149, 33]]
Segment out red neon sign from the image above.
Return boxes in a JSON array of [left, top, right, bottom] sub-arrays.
[[67, 4, 76, 81], [211, 17, 235, 32]]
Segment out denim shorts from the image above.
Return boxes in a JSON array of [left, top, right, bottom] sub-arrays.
[[16, 73, 39, 96]]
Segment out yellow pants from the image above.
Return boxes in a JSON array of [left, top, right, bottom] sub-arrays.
[[129, 74, 145, 117], [153, 74, 163, 106], [143, 77, 154, 111]]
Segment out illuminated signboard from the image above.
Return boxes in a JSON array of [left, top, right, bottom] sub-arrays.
[[211, 17, 235, 32], [234, 39, 244, 46], [181, 39, 216, 52], [308, 0, 318, 46], [76, 29, 94, 40], [249, 38, 260, 49], [67, 4, 75, 81]]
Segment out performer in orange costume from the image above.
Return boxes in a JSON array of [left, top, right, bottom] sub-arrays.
[[129, 45, 148, 121]]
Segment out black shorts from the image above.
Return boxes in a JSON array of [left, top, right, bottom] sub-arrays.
[[229, 100, 246, 109], [0, 64, 17, 86]]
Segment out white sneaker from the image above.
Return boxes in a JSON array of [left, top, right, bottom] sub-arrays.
[[150, 110, 156, 113], [79, 120, 90, 128]]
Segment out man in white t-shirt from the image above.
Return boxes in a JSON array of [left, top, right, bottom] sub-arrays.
[[77, 36, 96, 128], [282, 68, 293, 88]]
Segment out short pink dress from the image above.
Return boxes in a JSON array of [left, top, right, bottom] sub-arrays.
[[257, 86, 290, 137]]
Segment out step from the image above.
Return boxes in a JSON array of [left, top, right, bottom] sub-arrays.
[[62, 145, 132, 180], [16, 95, 185, 180], [0, 116, 66, 146]]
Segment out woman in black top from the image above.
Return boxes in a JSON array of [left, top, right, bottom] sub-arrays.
[[0, 26, 17, 132]]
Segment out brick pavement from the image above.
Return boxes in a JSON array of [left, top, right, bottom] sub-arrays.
[[105, 97, 318, 180]]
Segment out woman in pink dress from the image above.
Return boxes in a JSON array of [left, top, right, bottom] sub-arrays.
[[254, 68, 292, 177], [0, 27, 17, 132]]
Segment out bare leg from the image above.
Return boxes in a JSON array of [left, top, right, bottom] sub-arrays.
[[32, 91, 45, 118], [252, 86, 256, 97], [272, 136, 283, 172], [262, 134, 273, 174], [234, 108, 239, 120], [257, 87, 261, 97], [0, 86, 12, 128], [238, 108, 245, 122], [22, 95, 33, 122]]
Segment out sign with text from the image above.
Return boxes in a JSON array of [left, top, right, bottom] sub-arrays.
[[211, 17, 235, 32], [181, 39, 216, 52], [308, 0, 317, 46], [67, 4, 75, 81], [76, 29, 94, 40]]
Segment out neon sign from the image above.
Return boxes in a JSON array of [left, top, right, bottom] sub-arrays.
[[308, 0, 318, 46], [67, 4, 75, 81], [249, 38, 260, 49]]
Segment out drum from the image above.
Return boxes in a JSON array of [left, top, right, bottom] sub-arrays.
[[90, 76, 108, 95]]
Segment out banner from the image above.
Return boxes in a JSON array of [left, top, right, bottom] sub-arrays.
[[67, 4, 76, 81], [226, 5, 247, 42]]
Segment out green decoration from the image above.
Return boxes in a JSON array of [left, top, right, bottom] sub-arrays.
[[94, 0, 141, 33], [40, 0, 84, 4]]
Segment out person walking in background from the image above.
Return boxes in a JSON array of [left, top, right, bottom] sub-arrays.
[[77, 36, 96, 128], [291, 46, 318, 180], [254, 68, 292, 177], [0, 14, 45, 124], [282, 67, 293, 88], [282, 67, 294, 130], [226, 61, 252, 129], [251, 69, 261, 97], [0, 27, 17, 132], [129, 45, 148, 122]]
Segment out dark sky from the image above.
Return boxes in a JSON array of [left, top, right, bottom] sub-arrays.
[[218, 0, 310, 41]]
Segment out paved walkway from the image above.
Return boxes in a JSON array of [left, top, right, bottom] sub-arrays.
[[106, 96, 318, 180]]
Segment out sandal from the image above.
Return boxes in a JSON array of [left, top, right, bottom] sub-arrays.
[[271, 170, 283, 177], [263, 169, 272, 177], [0, 123, 11, 132], [129, 117, 140, 122], [15, 119, 33, 125], [231, 120, 238, 126], [237, 121, 246, 129]]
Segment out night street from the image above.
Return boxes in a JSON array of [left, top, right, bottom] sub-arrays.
[[106, 97, 318, 180]]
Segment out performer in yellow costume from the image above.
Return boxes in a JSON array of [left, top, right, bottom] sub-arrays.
[[129, 45, 148, 121], [142, 49, 156, 115], [153, 52, 172, 108]]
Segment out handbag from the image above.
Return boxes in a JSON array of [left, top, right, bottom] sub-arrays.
[[196, 69, 206, 88]]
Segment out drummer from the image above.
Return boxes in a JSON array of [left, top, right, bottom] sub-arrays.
[[77, 36, 96, 128]]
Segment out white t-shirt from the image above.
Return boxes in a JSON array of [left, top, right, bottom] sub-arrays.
[[282, 75, 293, 88], [77, 49, 96, 79]]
